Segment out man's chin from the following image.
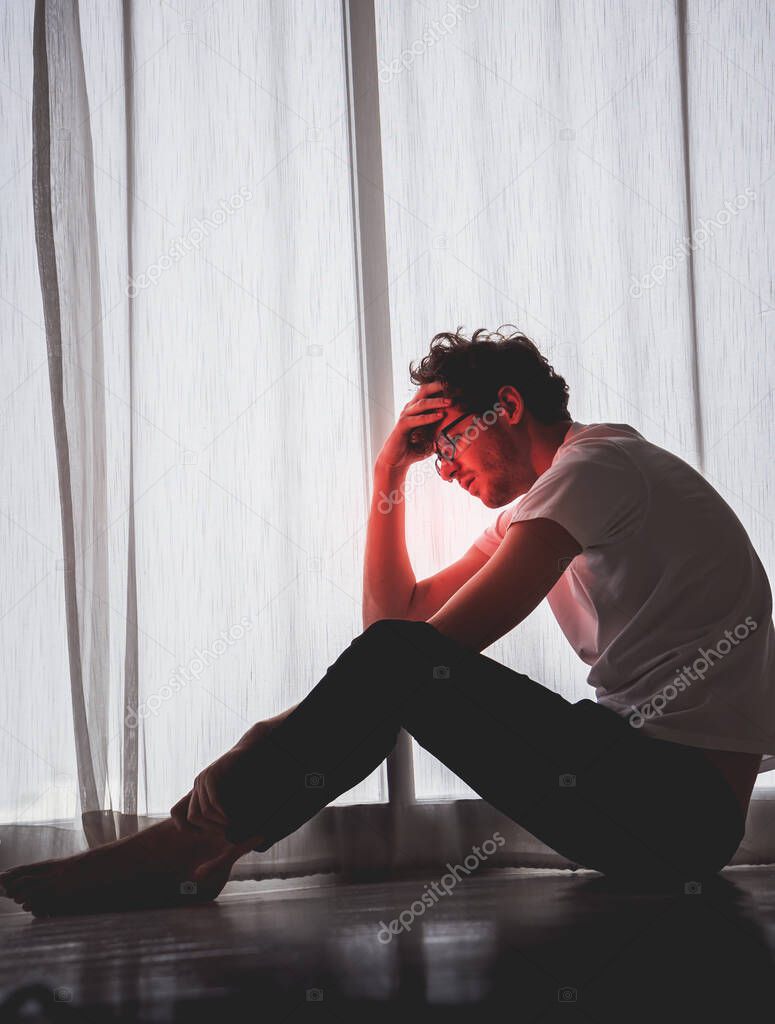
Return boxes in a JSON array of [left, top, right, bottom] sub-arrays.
[[478, 482, 512, 508]]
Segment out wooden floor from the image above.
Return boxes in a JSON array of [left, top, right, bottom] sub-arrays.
[[1, 865, 774, 1022]]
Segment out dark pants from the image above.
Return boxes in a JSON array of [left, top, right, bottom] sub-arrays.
[[219, 619, 745, 882]]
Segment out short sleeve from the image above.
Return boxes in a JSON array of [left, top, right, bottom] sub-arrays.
[[472, 503, 518, 558], [508, 441, 646, 550]]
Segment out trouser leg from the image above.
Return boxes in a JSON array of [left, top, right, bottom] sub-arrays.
[[219, 620, 744, 881], [218, 619, 423, 848]]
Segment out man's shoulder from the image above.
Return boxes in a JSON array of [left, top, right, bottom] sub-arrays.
[[552, 423, 648, 470]]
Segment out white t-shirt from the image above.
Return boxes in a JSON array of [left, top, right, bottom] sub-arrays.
[[473, 421, 775, 773]]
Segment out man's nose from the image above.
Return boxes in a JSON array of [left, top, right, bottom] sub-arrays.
[[438, 457, 461, 482]]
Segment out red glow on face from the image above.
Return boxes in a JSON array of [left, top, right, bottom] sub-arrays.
[[432, 404, 509, 507], [435, 415, 488, 495]]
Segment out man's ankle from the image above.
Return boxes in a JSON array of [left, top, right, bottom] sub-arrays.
[[162, 815, 232, 856]]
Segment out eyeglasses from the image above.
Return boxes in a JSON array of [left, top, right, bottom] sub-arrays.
[[434, 412, 480, 476]]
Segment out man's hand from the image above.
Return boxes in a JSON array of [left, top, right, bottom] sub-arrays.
[[377, 382, 451, 472], [170, 746, 246, 838]]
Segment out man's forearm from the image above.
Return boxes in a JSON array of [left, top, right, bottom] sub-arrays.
[[362, 458, 417, 627]]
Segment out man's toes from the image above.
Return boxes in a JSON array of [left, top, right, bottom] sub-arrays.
[[17, 878, 59, 901], [2, 873, 43, 898], [25, 898, 58, 918], [1, 862, 53, 885], [22, 887, 74, 916], [10, 888, 42, 908], [30, 907, 57, 919], [0, 866, 32, 886]]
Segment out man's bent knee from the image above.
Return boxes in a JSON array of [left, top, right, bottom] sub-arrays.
[[362, 618, 433, 638], [357, 618, 446, 659]]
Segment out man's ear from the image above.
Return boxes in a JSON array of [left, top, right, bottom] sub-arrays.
[[496, 385, 525, 425]]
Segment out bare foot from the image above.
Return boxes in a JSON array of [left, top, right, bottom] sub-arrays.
[[0, 817, 246, 918]]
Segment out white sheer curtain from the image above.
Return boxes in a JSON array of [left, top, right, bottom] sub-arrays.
[[3, 0, 380, 873], [1, 0, 774, 877]]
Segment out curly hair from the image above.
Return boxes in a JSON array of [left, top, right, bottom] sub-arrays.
[[409, 325, 571, 425]]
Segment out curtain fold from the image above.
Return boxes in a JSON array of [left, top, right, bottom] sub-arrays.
[[119, 0, 139, 827], [32, 0, 117, 847], [2, 0, 773, 877]]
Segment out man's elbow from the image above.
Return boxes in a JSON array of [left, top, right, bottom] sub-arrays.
[[362, 588, 422, 630]]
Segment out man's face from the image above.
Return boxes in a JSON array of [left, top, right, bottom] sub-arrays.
[[432, 400, 535, 507]]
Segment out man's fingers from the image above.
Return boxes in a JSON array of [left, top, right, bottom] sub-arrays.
[[171, 758, 234, 835], [170, 792, 192, 830], [187, 786, 210, 828], [201, 774, 229, 826], [186, 784, 227, 836], [171, 785, 222, 836], [194, 776, 227, 828]]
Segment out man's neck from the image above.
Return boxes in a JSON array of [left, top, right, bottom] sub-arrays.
[[529, 419, 574, 477]]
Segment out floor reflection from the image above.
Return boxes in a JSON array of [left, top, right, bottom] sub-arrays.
[[0, 868, 773, 1021]]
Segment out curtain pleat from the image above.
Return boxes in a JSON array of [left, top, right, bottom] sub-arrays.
[[32, 0, 116, 847], [119, 0, 139, 828]]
